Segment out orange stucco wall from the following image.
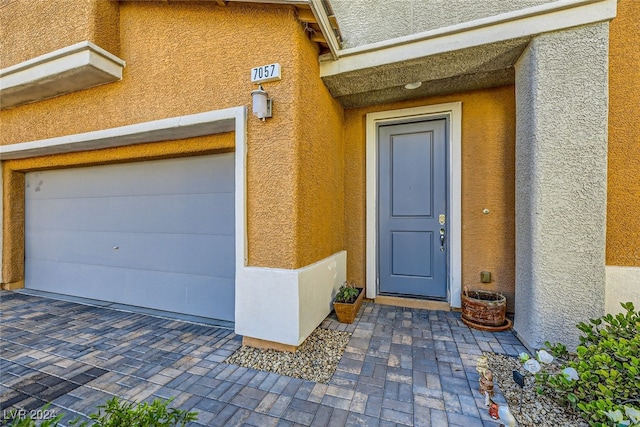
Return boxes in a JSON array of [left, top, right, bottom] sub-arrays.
[[1, 1, 345, 285], [246, 8, 344, 269], [292, 28, 345, 268], [0, 0, 120, 67], [0, 2, 298, 142], [607, 0, 640, 267], [344, 87, 517, 310]]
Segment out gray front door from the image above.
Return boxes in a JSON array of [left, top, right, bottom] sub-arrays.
[[378, 119, 448, 299]]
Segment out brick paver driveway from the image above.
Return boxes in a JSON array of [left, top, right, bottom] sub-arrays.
[[0, 291, 527, 426]]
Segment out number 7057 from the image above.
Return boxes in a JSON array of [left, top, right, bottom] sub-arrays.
[[251, 63, 281, 83]]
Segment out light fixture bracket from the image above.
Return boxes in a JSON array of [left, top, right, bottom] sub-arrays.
[[263, 97, 272, 119]]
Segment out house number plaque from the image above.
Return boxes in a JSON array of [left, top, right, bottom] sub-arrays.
[[251, 63, 281, 84]]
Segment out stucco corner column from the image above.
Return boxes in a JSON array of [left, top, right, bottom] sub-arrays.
[[514, 23, 609, 350]]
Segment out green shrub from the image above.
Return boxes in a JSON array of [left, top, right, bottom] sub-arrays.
[[536, 302, 640, 427], [5, 397, 197, 427], [4, 417, 63, 427], [76, 396, 197, 427]]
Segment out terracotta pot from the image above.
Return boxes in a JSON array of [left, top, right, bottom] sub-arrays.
[[333, 288, 364, 324], [461, 290, 506, 327]]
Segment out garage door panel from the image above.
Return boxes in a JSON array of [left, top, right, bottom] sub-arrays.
[[26, 260, 235, 321], [26, 193, 234, 235], [25, 154, 236, 322], [26, 230, 234, 277], [25, 153, 234, 200]]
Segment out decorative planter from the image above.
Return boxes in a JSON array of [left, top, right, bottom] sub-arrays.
[[461, 289, 508, 330], [333, 287, 364, 324]]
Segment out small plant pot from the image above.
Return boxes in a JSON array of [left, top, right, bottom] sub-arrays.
[[461, 290, 506, 327], [333, 287, 364, 324]]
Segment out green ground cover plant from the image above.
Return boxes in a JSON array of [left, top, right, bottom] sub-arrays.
[[535, 302, 640, 427], [5, 397, 197, 427]]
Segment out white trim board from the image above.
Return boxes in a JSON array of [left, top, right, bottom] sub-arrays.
[[0, 41, 124, 77], [366, 102, 462, 307], [0, 41, 126, 110], [605, 266, 640, 315], [0, 109, 238, 160], [320, 0, 616, 76]]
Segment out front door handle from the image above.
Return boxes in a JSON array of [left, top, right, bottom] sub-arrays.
[[439, 228, 445, 252]]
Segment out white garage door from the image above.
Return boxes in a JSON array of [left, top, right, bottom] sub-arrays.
[[25, 154, 235, 322]]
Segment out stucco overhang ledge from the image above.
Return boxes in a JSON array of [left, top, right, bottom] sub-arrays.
[[0, 108, 242, 160], [320, 0, 617, 77], [0, 41, 125, 110]]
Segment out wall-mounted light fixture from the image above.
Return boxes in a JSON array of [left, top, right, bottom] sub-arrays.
[[251, 84, 272, 120], [404, 81, 422, 90]]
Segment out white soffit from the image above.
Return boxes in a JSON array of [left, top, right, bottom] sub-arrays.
[[321, 0, 617, 76], [0, 41, 126, 110]]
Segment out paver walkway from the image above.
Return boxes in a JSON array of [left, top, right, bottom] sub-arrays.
[[0, 291, 527, 426]]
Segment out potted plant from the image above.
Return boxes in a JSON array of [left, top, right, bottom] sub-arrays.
[[461, 286, 511, 331], [333, 281, 364, 324]]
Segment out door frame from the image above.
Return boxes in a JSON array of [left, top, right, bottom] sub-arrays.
[[366, 102, 462, 307]]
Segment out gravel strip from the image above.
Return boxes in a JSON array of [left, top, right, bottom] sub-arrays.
[[225, 328, 351, 384], [487, 353, 588, 427]]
